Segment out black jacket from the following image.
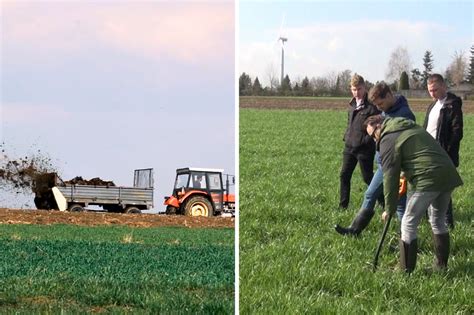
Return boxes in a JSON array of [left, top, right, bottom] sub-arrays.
[[343, 94, 381, 153], [422, 92, 463, 167]]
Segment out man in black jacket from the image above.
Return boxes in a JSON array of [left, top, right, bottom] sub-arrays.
[[338, 74, 381, 209], [423, 74, 463, 229]]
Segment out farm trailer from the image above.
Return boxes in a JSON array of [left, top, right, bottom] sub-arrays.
[[33, 169, 154, 214]]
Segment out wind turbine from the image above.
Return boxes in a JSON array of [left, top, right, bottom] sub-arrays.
[[278, 36, 288, 86], [277, 15, 288, 86]]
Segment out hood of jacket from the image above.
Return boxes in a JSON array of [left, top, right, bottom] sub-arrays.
[[381, 116, 416, 137], [443, 92, 462, 108], [383, 95, 416, 121]]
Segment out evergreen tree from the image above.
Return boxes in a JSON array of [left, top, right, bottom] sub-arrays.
[[239, 72, 252, 96], [422, 50, 434, 88], [252, 77, 263, 95], [301, 76, 311, 96], [293, 82, 301, 96], [389, 80, 399, 92], [279, 75, 292, 96], [399, 71, 410, 90]]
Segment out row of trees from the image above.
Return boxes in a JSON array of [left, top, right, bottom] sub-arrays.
[[240, 45, 474, 97], [240, 70, 364, 97]]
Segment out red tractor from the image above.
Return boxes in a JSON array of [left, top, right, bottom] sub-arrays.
[[164, 168, 235, 217]]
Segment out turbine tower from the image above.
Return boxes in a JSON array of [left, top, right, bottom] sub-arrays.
[[279, 36, 288, 86]]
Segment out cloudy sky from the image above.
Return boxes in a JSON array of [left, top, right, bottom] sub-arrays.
[[0, 1, 235, 211], [240, 0, 473, 86]]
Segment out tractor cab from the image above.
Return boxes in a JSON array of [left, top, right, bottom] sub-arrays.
[[164, 167, 235, 217]]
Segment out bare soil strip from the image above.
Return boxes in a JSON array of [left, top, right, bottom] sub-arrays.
[[240, 96, 474, 113], [0, 208, 234, 228]]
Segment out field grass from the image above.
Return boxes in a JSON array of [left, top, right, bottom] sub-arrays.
[[240, 109, 473, 314], [0, 224, 234, 313]]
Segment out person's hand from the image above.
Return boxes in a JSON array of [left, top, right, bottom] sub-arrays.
[[381, 211, 390, 222], [399, 176, 407, 196]]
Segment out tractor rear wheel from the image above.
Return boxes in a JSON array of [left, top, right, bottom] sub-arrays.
[[68, 204, 84, 212], [184, 196, 213, 217], [124, 206, 141, 214]]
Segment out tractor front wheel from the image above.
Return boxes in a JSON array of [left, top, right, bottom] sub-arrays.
[[165, 205, 178, 215], [184, 196, 213, 217]]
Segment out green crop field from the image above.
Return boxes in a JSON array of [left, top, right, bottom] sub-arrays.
[[240, 109, 473, 314], [0, 224, 234, 313]]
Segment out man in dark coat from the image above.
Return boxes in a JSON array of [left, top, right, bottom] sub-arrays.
[[335, 81, 415, 236], [338, 74, 380, 209], [423, 74, 463, 229]]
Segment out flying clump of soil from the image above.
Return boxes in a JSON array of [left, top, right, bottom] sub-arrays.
[[0, 143, 114, 191], [0, 146, 58, 193]]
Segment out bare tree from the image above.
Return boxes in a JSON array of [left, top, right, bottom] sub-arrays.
[[386, 46, 412, 83], [265, 63, 279, 91], [446, 50, 468, 86], [336, 70, 352, 96], [310, 76, 328, 96], [326, 71, 339, 94]]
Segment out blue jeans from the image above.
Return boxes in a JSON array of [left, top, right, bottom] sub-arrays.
[[361, 154, 406, 220]]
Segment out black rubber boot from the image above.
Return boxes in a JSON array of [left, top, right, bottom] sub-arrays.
[[334, 208, 375, 236], [399, 239, 418, 273], [433, 233, 450, 271], [446, 200, 454, 229]]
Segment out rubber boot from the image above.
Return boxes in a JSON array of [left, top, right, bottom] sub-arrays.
[[446, 200, 454, 229], [433, 233, 450, 271], [399, 239, 417, 273], [334, 208, 375, 236]]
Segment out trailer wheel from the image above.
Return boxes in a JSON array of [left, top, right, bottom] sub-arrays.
[[68, 204, 84, 212], [184, 196, 213, 217], [124, 206, 141, 214], [34, 197, 48, 210]]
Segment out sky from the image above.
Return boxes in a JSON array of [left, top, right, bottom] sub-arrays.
[[240, 0, 473, 86], [0, 1, 235, 212]]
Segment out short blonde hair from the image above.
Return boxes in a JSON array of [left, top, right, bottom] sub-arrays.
[[351, 73, 365, 87]]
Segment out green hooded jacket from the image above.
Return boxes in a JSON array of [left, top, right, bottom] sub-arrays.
[[378, 117, 463, 215]]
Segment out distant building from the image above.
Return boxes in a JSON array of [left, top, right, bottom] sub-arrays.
[[399, 83, 473, 100], [398, 90, 429, 98], [450, 83, 473, 100]]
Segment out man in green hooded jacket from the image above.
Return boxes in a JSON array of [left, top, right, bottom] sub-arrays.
[[365, 115, 463, 273]]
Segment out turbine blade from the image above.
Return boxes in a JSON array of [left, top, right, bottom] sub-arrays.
[[279, 13, 286, 37]]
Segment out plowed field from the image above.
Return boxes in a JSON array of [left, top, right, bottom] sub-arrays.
[[0, 208, 234, 228], [240, 96, 474, 113]]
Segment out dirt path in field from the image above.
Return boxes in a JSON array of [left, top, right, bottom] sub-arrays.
[[240, 97, 474, 113], [0, 208, 234, 228]]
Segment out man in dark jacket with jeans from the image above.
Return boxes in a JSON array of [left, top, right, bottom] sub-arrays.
[[423, 74, 463, 229], [335, 82, 415, 236], [338, 74, 380, 209]]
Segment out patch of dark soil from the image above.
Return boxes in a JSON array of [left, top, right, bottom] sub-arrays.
[[64, 176, 115, 186]]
